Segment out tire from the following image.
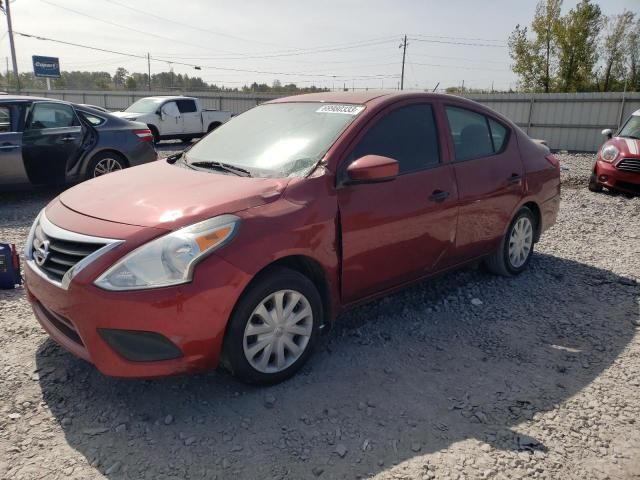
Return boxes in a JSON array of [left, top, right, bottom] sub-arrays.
[[148, 125, 160, 144], [223, 267, 322, 385], [484, 207, 536, 277], [86, 151, 126, 180], [207, 122, 221, 133], [182, 137, 193, 144], [588, 172, 603, 192]]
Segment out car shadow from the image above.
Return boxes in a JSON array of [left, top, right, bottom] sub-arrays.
[[35, 253, 638, 479]]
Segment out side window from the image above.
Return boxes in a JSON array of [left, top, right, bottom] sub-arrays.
[[176, 99, 197, 113], [488, 118, 508, 152], [350, 104, 440, 174], [162, 101, 180, 117], [78, 111, 106, 126], [0, 106, 12, 133], [26, 103, 78, 130], [445, 107, 493, 161]]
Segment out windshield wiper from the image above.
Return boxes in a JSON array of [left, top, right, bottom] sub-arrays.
[[189, 161, 252, 177]]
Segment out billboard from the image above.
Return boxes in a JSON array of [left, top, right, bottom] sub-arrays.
[[32, 56, 60, 78]]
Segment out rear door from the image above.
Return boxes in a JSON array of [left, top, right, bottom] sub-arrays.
[[338, 101, 459, 303], [22, 102, 85, 185], [176, 99, 202, 135], [443, 105, 524, 260], [0, 103, 28, 185]]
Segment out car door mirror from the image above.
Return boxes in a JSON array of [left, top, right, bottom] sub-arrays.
[[346, 155, 399, 184], [601, 128, 613, 139]]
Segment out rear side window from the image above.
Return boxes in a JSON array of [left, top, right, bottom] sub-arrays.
[[488, 118, 508, 152], [26, 103, 78, 130], [0, 106, 12, 133], [176, 99, 197, 113], [445, 106, 510, 161], [350, 104, 440, 174], [78, 111, 106, 126]]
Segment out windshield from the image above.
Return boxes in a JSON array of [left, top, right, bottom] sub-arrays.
[[125, 98, 163, 114], [184, 102, 365, 177], [618, 114, 640, 139]]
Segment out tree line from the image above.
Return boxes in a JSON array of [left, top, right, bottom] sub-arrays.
[[509, 0, 639, 92], [7, 67, 327, 94]]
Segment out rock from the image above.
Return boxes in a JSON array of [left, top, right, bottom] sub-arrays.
[[221, 458, 231, 469], [83, 427, 109, 436], [184, 436, 197, 446], [115, 423, 127, 433], [264, 394, 276, 409], [471, 298, 483, 306], [163, 414, 174, 425], [8, 413, 21, 420], [312, 467, 324, 477], [411, 442, 422, 452], [335, 444, 348, 458], [61, 417, 72, 426], [231, 444, 243, 452]]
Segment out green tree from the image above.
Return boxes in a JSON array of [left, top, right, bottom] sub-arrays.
[[113, 67, 128, 88], [509, 0, 562, 92], [625, 19, 640, 91], [555, 0, 602, 92], [125, 76, 138, 90], [601, 10, 635, 91]]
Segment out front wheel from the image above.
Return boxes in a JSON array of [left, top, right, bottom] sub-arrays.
[[222, 267, 322, 385], [588, 172, 603, 192], [484, 207, 536, 277]]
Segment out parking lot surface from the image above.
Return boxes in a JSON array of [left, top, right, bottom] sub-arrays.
[[1, 150, 639, 480]]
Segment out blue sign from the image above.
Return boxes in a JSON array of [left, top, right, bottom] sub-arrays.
[[32, 56, 60, 78]]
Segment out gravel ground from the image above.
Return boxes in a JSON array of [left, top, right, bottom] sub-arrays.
[[0, 151, 639, 480]]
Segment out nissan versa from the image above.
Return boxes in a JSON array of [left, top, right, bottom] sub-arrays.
[[25, 92, 560, 385]]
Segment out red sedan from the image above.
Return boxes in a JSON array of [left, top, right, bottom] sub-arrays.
[[589, 109, 640, 194], [24, 92, 560, 385]]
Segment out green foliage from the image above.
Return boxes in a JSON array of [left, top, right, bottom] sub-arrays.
[[510, 0, 637, 92]]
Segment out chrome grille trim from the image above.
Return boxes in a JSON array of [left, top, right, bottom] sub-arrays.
[[617, 158, 640, 173], [26, 211, 124, 290]]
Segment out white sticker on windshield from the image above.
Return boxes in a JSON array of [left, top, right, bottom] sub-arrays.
[[316, 104, 364, 115]]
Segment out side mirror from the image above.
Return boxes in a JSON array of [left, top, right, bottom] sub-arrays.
[[602, 128, 613, 139], [346, 155, 399, 184]]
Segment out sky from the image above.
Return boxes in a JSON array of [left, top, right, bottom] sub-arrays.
[[4, 0, 639, 91]]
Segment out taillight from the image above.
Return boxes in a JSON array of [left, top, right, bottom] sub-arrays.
[[545, 154, 560, 169], [133, 129, 154, 142]]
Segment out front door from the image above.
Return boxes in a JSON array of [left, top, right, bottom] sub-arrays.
[[443, 105, 524, 260], [337, 102, 458, 303], [176, 98, 201, 136], [0, 104, 27, 185], [22, 102, 85, 185], [159, 101, 183, 136]]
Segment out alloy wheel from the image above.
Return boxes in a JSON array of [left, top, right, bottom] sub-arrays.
[[242, 289, 313, 374], [508, 216, 533, 268], [93, 158, 122, 177]]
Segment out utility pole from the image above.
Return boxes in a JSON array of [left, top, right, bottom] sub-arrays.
[[147, 53, 151, 91], [399, 34, 407, 91], [4, 0, 20, 93]]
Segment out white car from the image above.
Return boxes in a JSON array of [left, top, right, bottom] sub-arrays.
[[112, 96, 232, 143]]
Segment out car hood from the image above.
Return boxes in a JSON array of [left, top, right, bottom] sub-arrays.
[[58, 160, 288, 230], [111, 111, 144, 120]]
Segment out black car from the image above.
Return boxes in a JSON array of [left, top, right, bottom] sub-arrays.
[[0, 96, 157, 187]]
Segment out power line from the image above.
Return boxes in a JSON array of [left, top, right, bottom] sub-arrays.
[[410, 34, 507, 44], [409, 37, 508, 48]]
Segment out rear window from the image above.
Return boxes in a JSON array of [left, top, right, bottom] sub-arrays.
[[176, 99, 197, 113]]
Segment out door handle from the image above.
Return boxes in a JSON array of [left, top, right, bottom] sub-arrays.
[[429, 190, 450, 202], [61, 136, 76, 142], [507, 174, 522, 184]]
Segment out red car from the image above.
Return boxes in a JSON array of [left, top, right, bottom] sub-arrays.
[[589, 109, 640, 194], [24, 92, 560, 385]]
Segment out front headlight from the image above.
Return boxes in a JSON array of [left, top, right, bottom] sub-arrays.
[[600, 145, 619, 163], [94, 215, 240, 291]]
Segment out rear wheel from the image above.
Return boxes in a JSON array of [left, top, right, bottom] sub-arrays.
[[223, 267, 321, 385], [588, 172, 603, 192], [86, 152, 126, 179], [485, 207, 535, 277], [148, 125, 160, 144], [207, 122, 222, 133], [181, 137, 193, 144]]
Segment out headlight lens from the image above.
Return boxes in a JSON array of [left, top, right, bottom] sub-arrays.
[[600, 145, 619, 163], [94, 215, 240, 291]]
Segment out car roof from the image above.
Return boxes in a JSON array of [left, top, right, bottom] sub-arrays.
[[266, 90, 475, 108], [0, 94, 65, 103], [138, 96, 193, 101]]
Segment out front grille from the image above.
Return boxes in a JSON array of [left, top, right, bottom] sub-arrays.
[[617, 158, 640, 173], [31, 221, 106, 283]]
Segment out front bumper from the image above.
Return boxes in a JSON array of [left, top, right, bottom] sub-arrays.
[[25, 249, 249, 378], [594, 161, 640, 194]]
